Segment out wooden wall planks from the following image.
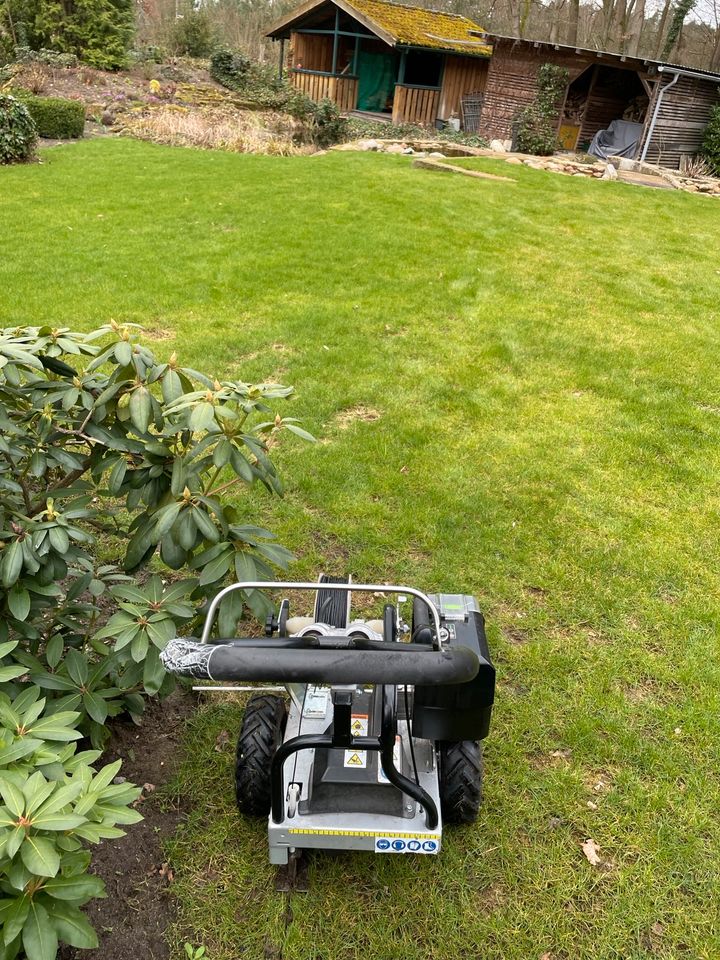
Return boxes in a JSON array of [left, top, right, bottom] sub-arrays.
[[641, 74, 720, 167], [291, 70, 359, 112], [439, 55, 489, 119], [392, 84, 440, 125]]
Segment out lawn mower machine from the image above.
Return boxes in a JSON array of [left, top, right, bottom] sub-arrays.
[[161, 577, 495, 865]]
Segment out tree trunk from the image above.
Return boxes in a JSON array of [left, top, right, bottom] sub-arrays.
[[626, 0, 645, 55], [653, 0, 672, 58], [711, 28, 720, 71], [566, 0, 580, 45]]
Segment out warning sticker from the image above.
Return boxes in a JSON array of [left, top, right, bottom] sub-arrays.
[[375, 837, 440, 854], [350, 714, 368, 736], [378, 736, 402, 784], [344, 750, 367, 768]]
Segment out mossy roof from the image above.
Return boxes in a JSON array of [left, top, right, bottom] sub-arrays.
[[267, 0, 492, 57], [347, 0, 491, 56]]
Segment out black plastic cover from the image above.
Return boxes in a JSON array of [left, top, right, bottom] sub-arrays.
[[412, 611, 495, 741]]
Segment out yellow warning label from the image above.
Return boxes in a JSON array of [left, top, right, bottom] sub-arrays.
[[343, 749, 367, 768], [287, 828, 442, 839], [350, 714, 368, 736]]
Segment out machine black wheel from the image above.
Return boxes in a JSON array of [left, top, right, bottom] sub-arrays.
[[439, 740, 483, 824], [235, 694, 287, 817]]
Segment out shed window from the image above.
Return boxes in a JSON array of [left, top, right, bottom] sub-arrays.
[[404, 51, 442, 88]]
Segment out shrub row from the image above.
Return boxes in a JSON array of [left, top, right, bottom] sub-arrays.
[[0, 321, 308, 955], [12, 93, 85, 139]]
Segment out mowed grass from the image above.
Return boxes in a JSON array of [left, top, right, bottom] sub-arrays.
[[2, 140, 720, 960]]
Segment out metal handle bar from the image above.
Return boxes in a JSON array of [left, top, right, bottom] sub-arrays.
[[200, 581, 444, 647]]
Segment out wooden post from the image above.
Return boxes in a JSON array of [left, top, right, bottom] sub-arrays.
[[332, 7, 339, 75], [353, 35, 360, 75], [398, 50, 407, 84], [278, 39, 285, 80]]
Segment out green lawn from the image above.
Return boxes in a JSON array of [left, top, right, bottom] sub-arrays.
[[2, 139, 720, 960]]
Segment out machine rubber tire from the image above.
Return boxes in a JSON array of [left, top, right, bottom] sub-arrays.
[[235, 694, 287, 817], [439, 740, 483, 824]]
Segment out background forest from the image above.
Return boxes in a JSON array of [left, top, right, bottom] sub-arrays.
[[2, 0, 720, 74], [134, 0, 720, 73]]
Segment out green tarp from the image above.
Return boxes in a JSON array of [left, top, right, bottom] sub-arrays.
[[356, 49, 397, 112]]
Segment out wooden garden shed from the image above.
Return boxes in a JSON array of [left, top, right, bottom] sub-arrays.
[[479, 35, 720, 169], [266, 0, 492, 126]]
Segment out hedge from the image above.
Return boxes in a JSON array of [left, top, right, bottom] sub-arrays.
[[14, 93, 85, 138]]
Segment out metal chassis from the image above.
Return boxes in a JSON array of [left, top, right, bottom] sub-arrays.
[[270, 683, 439, 829]]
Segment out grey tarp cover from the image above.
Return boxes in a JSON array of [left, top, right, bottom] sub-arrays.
[[588, 119, 644, 160]]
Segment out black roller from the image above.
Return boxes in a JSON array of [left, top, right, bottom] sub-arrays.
[[313, 574, 351, 628]]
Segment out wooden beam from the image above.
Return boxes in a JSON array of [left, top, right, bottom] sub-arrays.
[[413, 157, 516, 182], [296, 28, 374, 38], [398, 49, 407, 84], [352, 34, 360, 75], [331, 6, 339, 74]]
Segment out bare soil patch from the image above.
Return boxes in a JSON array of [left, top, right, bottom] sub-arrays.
[[63, 690, 195, 960]]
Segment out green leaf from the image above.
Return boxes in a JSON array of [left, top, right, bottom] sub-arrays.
[[107, 457, 127, 495], [33, 782, 83, 819], [152, 501, 182, 541], [192, 507, 219, 543], [7, 586, 31, 622], [43, 873, 105, 901], [65, 649, 88, 688], [0, 639, 19, 659], [161, 368, 184, 404], [130, 630, 149, 663], [142, 645, 165, 694], [82, 691, 108, 725], [45, 635, 64, 670], [230, 447, 254, 483], [190, 401, 216, 432], [114, 341, 133, 367], [22, 902, 58, 960], [29, 451, 47, 477], [218, 589, 244, 638], [283, 422, 316, 442], [26, 713, 82, 742], [0, 779, 25, 819], [45, 900, 98, 949], [197, 548, 233, 587], [4, 894, 29, 945], [234, 551, 257, 583], [212, 438, 232, 468], [2, 541, 23, 589], [31, 813, 86, 831], [90, 759, 123, 794], [20, 835, 61, 877], [47, 526, 70, 554], [0, 738, 43, 765], [6, 825, 24, 858], [0, 664, 26, 683], [129, 385, 152, 433]]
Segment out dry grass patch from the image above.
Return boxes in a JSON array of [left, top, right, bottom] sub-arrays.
[[334, 405, 381, 429], [118, 105, 304, 156]]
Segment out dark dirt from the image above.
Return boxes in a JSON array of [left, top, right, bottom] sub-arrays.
[[65, 690, 196, 960]]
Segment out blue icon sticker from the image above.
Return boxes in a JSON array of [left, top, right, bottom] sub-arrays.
[[374, 836, 441, 854]]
